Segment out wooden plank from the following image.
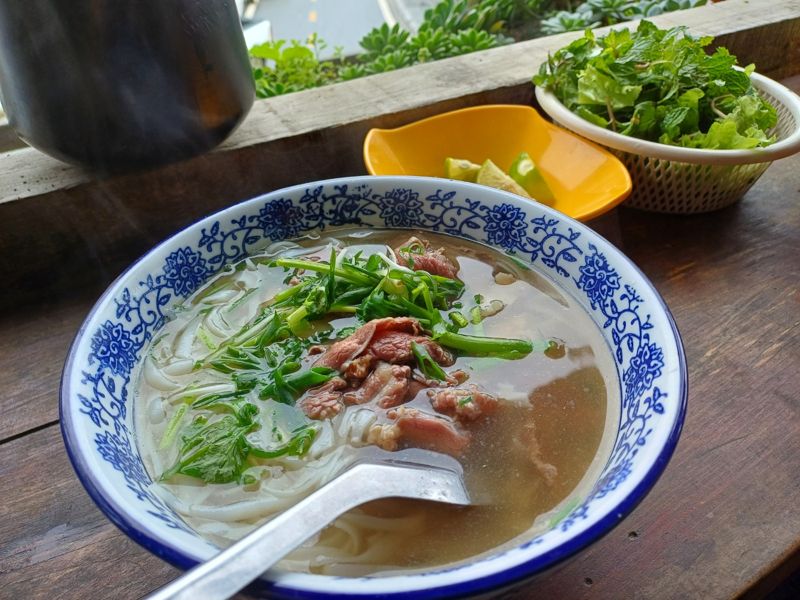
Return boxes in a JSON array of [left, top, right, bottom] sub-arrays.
[[1, 0, 799, 206], [0, 0, 798, 203], [0, 425, 179, 599], [0, 285, 103, 441], [1, 153, 799, 598], [1, 1, 799, 315]]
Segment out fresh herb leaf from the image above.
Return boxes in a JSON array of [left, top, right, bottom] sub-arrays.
[[162, 401, 319, 484], [411, 341, 448, 381], [161, 403, 259, 484], [535, 21, 777, 149], [259, 366, 337, 403]]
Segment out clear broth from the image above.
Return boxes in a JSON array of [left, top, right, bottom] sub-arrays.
[[135, 230, 619, 575]]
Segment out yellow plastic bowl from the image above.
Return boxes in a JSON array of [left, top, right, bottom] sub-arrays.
[[363, 104, 632, 222]]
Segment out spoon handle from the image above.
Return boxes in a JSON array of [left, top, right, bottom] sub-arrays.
[[146, 461, 463, 600]]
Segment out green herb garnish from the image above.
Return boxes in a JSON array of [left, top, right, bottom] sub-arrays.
[[411, 341, 448, 381], [160, 241, 542, 486], [161, 402, 318, 484], [534, 21, 778, 149]]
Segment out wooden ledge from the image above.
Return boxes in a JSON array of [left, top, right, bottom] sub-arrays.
[[2, 0, 800, 206], [1, 0, 799, 311]]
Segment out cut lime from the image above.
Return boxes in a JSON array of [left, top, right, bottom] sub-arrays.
[[444, 157, 481, 182], [476, 159, 531, 198], [509, 151, 555, 204]]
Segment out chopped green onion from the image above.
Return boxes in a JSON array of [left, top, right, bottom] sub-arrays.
[[411, 341, 448, 381], [159, 403, 189, 450], [274, 257, 374, 286], [470, 305, 483, 325], [449, 311, 468, 328], [436, 330, 533, 359]]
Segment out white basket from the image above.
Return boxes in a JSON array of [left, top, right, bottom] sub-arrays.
[[535, 71, 800, 214]]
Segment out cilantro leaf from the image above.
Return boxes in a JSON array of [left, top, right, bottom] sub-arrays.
[[161, 403, 259, 484]]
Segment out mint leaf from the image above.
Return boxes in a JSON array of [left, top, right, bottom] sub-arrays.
[[577, 64, 642, 109], [534, 20, 779, 149]]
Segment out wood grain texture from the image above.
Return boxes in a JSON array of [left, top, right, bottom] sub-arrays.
[[0, 286, 104, 440], [1, 2, 799, 312], [3, 6, 800, 598], [0, 426, 179, 599], [0, 154, 798, 600]]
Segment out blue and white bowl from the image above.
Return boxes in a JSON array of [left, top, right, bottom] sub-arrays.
[[61, 176, 687, 598]]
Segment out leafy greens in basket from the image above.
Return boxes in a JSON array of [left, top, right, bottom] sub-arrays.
[[533, 21, 778, 150]]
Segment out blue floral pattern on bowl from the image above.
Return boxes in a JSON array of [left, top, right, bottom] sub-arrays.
[[61, 176, 686, 600]]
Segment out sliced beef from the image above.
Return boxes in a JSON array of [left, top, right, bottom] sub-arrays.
[[369, 331, 454, 366], [315, 316, 452, 373], [428, 385, 498, 422], [299, 377, 347, 420], [342, 362, 411, 408], [408, 369, 469, 399], [368, 406, 470, 456], [315, 317, 420, 371], [342, 354, 375, 382], [394, 236, 459, 279]]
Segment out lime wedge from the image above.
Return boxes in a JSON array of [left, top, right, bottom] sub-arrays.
[[444, 157, 481, 182], [509, 151, 555, 204], [476, 159, 531, 198]]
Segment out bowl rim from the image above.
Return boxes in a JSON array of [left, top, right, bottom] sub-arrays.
[[361, 104, 633, 223], [535, 71, 800, 165], [60, 175, 687, 599]]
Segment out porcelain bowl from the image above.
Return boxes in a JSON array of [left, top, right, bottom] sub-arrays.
[[61, 176, 686, 599]]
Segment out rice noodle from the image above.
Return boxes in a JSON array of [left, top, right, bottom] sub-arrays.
[[134, 229, 618, 575], [173, 314, 202, 358], [161, 358, 195, 377], [202, 307, 233, 339], [142, 357, 181, 392], [199, 288, 240, 305]]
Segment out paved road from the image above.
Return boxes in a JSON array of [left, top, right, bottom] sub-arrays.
[[252, 0, 389, 57]]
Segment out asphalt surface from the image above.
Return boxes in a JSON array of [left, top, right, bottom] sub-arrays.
[[252, 0, 389, 57]]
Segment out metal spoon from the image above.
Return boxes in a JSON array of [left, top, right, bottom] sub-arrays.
[[147, 448, 471, 600]]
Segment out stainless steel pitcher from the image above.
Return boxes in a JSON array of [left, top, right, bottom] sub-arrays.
[[0, 0, 255, 171]]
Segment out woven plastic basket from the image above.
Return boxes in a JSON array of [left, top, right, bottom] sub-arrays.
[[535, 72, 800, 214]]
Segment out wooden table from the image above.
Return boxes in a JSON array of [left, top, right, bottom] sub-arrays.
[[1, 152, 798, 600], [2, 5, 800, 595]]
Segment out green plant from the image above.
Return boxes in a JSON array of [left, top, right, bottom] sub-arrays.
[[250, 35, 341, 97], [421, 0, 550, 33], [359, 23, 412, 59], [534, 21, 778, 149], [250, 0, 713, 99], [540, 0, 706, 34]]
